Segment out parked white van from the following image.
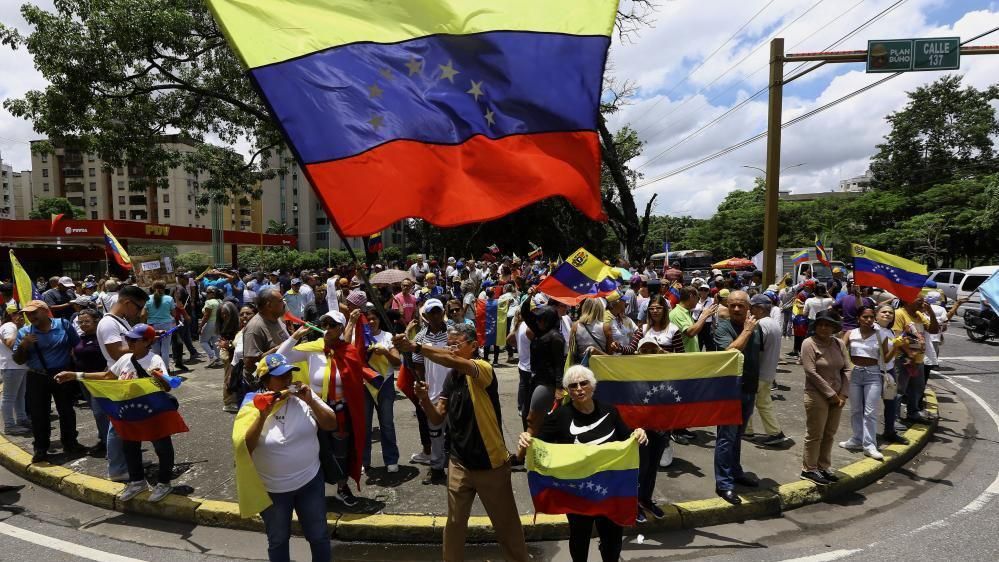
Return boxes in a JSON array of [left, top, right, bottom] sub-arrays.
[[958, 265, 999, 307], [927, 269, 965, 300]]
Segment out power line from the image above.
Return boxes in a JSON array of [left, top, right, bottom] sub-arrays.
[[633, 0, 909, 171], [627, 0, 777, 126]]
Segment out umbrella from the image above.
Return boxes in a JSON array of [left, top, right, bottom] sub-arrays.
[[370, 269, 413, 286], [712, 257, 755, 270]]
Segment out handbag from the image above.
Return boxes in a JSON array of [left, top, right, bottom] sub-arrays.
[[875, 329, 897, 400]]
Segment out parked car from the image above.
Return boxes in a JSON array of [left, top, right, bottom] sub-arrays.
[[927, 269, 965, 300], [957, 265, 999, 308]]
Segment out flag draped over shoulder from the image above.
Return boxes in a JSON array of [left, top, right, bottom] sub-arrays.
[[84, 378, 188, 442], [475, 298, 509, 348], [589, 351, 745, 430], [206, 0, 617, 236], [527, 436, 639, 527], [232, 366, 311, 517], [537, 247, 618, 306], [851, 243, 928, 303]]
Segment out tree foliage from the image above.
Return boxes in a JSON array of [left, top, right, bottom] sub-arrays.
[[28, 197, 84, 219]]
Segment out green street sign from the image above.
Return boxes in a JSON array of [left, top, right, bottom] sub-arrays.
[[867, 39, 913, 72], [867, 37, 962, 73], [913, 37, 960, 71]]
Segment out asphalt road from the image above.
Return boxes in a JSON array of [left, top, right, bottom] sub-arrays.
[[0, 325, 996, 562]]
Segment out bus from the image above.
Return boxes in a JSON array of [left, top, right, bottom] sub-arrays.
[[650, 249, 714, 276]]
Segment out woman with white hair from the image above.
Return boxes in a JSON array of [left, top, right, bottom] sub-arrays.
[[518, 365, 647, 562]]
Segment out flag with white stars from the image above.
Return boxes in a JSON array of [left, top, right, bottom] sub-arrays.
[[209, 0, 620, 236], [537, 247, 619, 306], [851, 243, 928, 303], [527, 435, 639, 527], [83, 378, 188, 442]]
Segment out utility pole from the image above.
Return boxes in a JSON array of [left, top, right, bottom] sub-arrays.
[[762, 38, 783, 286], [761, 35, 999, 286]]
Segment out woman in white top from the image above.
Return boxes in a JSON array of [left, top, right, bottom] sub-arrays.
[[606, 293, 638, 354], [358, 310, 401, 472], [278, 310, 364, 507], [874, 305, 910, 445], [244, 352, 337, 562], [570, 297, 608, 364], [0, 303, 29, 434], [838, 305, 899, 460], [803, 284, 835, 334]]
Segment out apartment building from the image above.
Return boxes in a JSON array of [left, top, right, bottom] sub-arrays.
[[259, 148, 406, 252], [0, 157, 33, 220]]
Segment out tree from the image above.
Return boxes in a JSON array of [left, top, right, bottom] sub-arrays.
[[265, 220, 292, 234], [870, 75, 999, 195], [28, 197, 84, 220], [174, 251, 211, 272]]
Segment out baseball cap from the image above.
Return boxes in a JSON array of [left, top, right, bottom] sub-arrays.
[[637, 336, 662, 353], [338, 277, 349, 287], [322, 310, 347, 325], [21, 300, 50, 313], [925, 291, 942, 305], [72, 296, 93, 306], [58, 276, 75, 288], [124, 323, 157, 341], [718, 289, 731, 298], [832, 267, 842, 273], [256, 353, 300, 378], [291, 278, 302, 285], [750, 294, 772, 307], [423, 298, 444, 313], [532, 293, 550, 307]]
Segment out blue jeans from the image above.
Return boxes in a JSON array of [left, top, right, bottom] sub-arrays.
[[150, 321, 174, 367], [849, 365, 882, 448], [88, 391, 109, 446], [714, 391, 756, 491], [364, 377, 399, 467], [1, 369, 29, 429], [260, 469, 331, 562], [106, 426, 129, 478]]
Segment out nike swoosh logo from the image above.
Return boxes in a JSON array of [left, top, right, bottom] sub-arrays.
[[569, 413, 610, 436], [575, 429, 615, 445]]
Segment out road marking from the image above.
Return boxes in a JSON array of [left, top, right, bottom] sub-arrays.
[[942, 356, 999, 362], [952, 376, 982, 383], [0, 521, 147, 562], [777, 549, 862, 562]]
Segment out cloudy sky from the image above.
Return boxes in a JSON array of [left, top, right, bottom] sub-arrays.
[[2, 0, 998, 218]]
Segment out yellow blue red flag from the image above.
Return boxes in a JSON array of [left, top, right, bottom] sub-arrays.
[[206, 0, 618, 236], [103, 225, 132, 271], [83, 378, 188, 441], [851, 243, 928, 303], [8, 250, 35, 309], [537, 247, 618, 305], [527, 436, 639, 526]]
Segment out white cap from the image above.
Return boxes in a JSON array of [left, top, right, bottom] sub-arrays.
[[58, 276, 75, 288], [637, 336, 662, 352], [323, 310, 347, 325], [423, 298, 444, 313], [532, 293, 549, 306]]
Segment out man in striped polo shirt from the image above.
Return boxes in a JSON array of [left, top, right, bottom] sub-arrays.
[[410, 298, 450, 484]]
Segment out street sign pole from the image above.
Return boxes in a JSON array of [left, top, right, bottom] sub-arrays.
[[762, 38, 783, 287]]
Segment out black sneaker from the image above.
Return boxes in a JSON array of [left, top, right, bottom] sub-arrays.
[[641, 501, 666, 519], [31, 450, 49, 463], [800, 470, 830, 485], [87, 442, 107, 458], [819, 469, 840, 483], [335, 485, 358, 507], [636, 509, 647, 524], [882, 433, 910, 445], [62, 441, 88, 455], [760, 432, 790, 447], [422, 468, 446, 485]]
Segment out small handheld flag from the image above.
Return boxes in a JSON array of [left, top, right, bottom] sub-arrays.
[[103, 225, 132, 271], [814, 236, 831, 268], [488, 243, 501, 255], [50, 213, 65, 233], [791, 249, 809, 265], [851, 243, 928, 303], [9, 250, 34, 309], [475, 297, 510, 347], [83, 378, 188, 442], [537, 247, 618, 306]]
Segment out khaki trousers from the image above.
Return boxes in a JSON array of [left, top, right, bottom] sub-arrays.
[[444, 459, 528, 562], [803, 391, 843, 470], [746, 378, 781, 436]]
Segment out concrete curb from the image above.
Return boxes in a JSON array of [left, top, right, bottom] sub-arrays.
[[0, 390, 938, 543]]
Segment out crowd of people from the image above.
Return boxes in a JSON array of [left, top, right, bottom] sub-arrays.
[[0, 254, 973, 562]]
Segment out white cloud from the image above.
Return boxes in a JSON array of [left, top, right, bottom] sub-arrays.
[[0, 1, 54, 171]]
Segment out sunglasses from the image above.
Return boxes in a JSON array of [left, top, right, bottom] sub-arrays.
[[448, 309, 461, 314], [567, 381, 590, 390]]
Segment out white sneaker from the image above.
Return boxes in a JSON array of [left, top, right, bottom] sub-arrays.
[[410, 452, 431, 465], [149, 483, 173, 502], [659, 444, 674, 468], [386, 464, 399, 473], [838, 439, 863, 451], [864, 446, 884, 461], [119, 481, 148, 502]]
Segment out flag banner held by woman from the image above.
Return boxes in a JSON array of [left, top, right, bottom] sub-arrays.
[[589, 351, 745, 430], [850, 243, 928, 302], [527, 436, 639, 527], [83, 378, 189, 442], [537, 247, 619, 305], [206, 0, 618, 235], [475, 297, 510, 348]]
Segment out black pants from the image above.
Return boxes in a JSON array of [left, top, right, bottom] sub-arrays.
[[27, 371, 78, 453], [123, 437, 174, 484], [793, 335, 805, 355], [566, 514, 623, 562], [517, 368, 531, 427], [415, 404, 431, 448], [698, 325, 715, 351], [638, 430, 669, 504]]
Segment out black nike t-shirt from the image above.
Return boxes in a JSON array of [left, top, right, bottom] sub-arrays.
[[538, 400, 631, 445]]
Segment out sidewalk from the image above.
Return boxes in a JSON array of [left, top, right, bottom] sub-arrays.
[[2, 337, 883, 517]]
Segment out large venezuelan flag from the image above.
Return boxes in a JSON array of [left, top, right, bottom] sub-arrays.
[[589, 351, 745, 430], [537, 247, 618, 306], [206, 0, 617, 236], [851, 243, 928, 303], [83, 378, 188, 442], [475, 298, 510, 348], [527, 436, 639, 527], [103, 225, 132, 271]]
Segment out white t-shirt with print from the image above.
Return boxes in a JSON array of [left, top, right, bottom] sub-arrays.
[[109, 352, 168, 380]]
